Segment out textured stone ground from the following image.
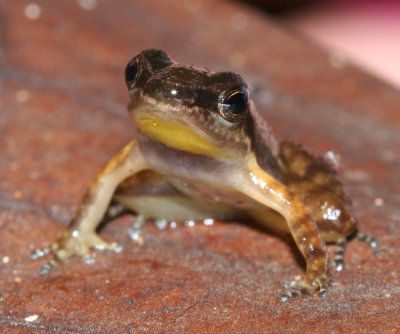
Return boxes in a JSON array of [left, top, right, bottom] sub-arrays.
[[0, 0, 399, 332]]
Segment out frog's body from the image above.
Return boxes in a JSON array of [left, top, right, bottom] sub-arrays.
[[32, 49, 376, 300]]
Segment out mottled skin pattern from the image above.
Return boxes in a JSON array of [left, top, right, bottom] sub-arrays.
[[32, 49, 375, 300]]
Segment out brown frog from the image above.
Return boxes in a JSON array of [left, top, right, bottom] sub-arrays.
[[31, 49, 377, 300]]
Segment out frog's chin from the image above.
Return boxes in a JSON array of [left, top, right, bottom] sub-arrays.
[[135, 116, 230, 159]]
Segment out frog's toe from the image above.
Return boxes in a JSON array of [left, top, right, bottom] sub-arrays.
[[30, 245, 52, 260], [39, 258, 60, 275], [332, 232, 378, 272], [31, 230, 122, 273], [332, 238, 346, 272], [356, 231, 379, 256], [280, 285, 303, 302], [280, 276, 328, 302], [31, 242, 63, 274], [129, 215, 145, 242], [54, 231, 121, 260], [88, 233, 121, 252]]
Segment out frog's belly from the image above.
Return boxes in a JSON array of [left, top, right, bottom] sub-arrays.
[[114, 171, 290, 232], [166, 176, 291, 233], [114, 194, 243, 221]]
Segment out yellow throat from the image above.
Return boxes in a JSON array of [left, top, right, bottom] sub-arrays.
[[136, 117, 228, 159]]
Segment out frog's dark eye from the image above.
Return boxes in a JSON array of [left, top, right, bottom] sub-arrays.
[[218, 90, 248, 122], [125, 58, 139, 89]]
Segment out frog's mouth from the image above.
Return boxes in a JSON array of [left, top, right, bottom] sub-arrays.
[[136, 117, 229, 159]]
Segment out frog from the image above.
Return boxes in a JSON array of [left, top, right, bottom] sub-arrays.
[[31, 49, 377, 300]]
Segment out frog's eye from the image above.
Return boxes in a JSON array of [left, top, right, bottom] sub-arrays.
[[218, 90, 248, 122], [125, 57, 140, 89]]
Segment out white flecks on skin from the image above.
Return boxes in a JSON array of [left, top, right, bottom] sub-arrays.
[[374, 198, 384, 207], [250, 172, 266, 189], [24, 3, 41, 20], [2, 256, 9, 264], [322, 207, 341, 221], [249, 172, 290, 205]]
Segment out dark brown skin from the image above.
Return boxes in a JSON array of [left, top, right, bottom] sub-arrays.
[[31, 49, 377, 300]]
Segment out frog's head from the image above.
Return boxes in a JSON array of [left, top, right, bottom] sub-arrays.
[[125, 49, 253, 160]]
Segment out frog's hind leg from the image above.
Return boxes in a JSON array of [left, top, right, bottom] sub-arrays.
[[279, 141, 379, 273]]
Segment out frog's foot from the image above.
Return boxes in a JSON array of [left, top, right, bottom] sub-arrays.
[[280, 275, 328, 302], [356, 231, 379, 256], [30, 230, 121, 274], [332, 238, 346, 272]]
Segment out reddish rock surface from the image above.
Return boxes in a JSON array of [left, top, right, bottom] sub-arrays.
[[0, 0, 399, 332]]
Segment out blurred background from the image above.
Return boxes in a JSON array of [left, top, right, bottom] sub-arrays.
[[253, 0, 400, 89]]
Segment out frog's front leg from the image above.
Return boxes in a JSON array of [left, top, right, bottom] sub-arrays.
[[234, 155, 328, 300], [31, 140, 148, 272]]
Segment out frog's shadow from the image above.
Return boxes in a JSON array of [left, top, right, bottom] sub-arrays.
[[98, 207, 307, 271], [240, 217, 307, 270]]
